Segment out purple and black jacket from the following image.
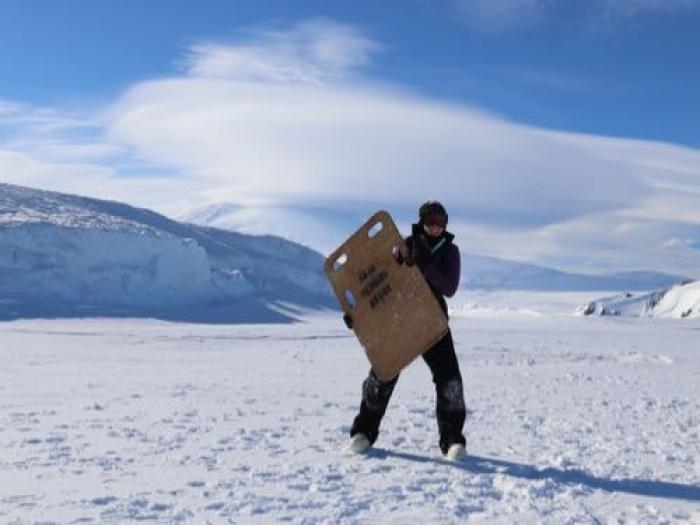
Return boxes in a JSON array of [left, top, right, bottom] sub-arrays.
[[406, 223, 461, 315]]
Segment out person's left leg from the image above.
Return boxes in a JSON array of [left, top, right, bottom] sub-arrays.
[[421, 330, 466, 454]]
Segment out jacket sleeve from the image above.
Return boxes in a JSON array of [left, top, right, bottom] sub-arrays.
[[423, 245, 461, 298]]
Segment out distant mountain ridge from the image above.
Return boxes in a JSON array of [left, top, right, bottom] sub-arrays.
[[0, 183, 334, 322], [461, 253, 686, 292], [184, 203, 687, 293], [1, 183, 688, 324]]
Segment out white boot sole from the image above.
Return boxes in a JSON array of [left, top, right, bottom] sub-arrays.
[[347, 434, 371, 454], [445, 444, 467, 461]]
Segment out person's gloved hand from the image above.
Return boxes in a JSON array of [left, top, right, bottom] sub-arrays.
[[392, 246, 410, 266], [343, 313, 354, 329], [410, 234, 431, 270]]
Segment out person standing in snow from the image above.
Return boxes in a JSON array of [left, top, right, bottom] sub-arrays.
[[347, 201, 467, 461]]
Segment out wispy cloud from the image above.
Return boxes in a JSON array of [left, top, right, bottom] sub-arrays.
[[450, 0, 545, 33], [600, 0, 700, 16], [0, 99, 108, 159], [449, 0, 700, 32], [0, 98, 191, 206], [0, 99, 99, 137], [0, 149, 113, 194], [184, 18, 380, 83]]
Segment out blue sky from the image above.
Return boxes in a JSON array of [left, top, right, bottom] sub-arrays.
[[2, 0, 699, 146], [1, 0, 700, 276]]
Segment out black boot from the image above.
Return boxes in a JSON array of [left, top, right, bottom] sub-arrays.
[[350, 369, 399, 446]]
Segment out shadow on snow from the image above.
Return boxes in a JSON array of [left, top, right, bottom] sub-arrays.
[[369, 448, 700, 502], [0, 294, 338, 325]]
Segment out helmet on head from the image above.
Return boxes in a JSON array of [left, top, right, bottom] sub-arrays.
[[419, 200, 448, 227]]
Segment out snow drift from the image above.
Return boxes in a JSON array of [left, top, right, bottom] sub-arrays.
[[0, 183, 334, 322], [577, 280, 700, 319]]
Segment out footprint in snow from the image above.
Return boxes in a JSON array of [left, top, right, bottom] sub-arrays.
[[91, 496, 117, 506], [187, 480, 206, 488]]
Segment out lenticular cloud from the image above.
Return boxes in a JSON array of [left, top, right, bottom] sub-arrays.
[[104, 20, 700, 231]]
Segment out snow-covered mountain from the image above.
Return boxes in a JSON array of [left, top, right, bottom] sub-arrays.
[[576, 280, 700, 319], [0, 183, 334, 322], [461, 253, 685, 292], [185, 204, 686, 292], [2, 182, 686, 324]]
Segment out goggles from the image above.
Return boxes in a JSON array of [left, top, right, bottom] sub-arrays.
[[422, 213, 447, 228]]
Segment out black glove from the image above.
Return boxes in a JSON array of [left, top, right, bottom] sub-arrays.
[[392, 246, 410, 266], [343, 313, 354, 329], [410, 234, 431, 270]]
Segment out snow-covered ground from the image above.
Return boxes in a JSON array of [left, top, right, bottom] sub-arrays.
[[1, 292, 699, 523]]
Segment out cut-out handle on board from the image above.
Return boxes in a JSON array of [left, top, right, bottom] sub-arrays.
[[368, 221, 384, 239], [333, 253, 348, 272], [344, 289, 357, 310]]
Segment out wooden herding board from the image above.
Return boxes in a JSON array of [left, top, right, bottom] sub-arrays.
[[324, 210, 448, 381]]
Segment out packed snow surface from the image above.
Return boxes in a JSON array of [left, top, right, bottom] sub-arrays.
[[1, 292, 699, 523]]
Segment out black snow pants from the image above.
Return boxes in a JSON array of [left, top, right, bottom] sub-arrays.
[[350, 329, 466, 454]]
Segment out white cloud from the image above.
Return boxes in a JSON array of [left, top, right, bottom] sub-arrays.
[[0, 101, 197, 210], [33, 143, 126, 162], [0, 147, 204, 213], [107, 75, 663, 229], [0, 100, 22, 117], [1, 19, 699, 276], [449, 0, 700, 32], [451, 210, 700, 277], [0, 98, 116, 165], [106, 30, 700, 215], [0, 149, 114, 194], [0, 99, 100, 137], [184, 19, 380, 83]]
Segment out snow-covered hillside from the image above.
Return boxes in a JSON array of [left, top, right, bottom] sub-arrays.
[[577, 280, 700, 319], [0, 183, 333, 321]]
